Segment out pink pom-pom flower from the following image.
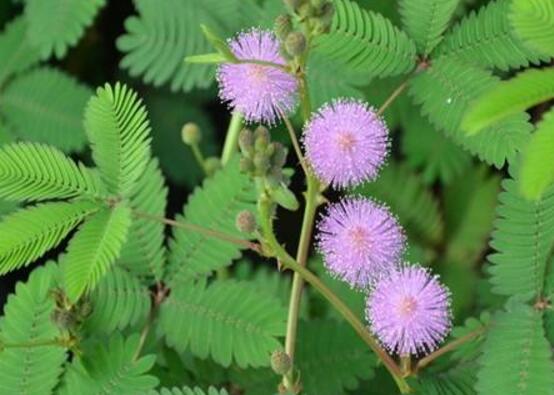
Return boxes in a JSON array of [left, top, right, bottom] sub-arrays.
[[303, 99, 389, 189], [367, 265, 452, 356], [317, 196, 405, 289], [217, 29, 298, 124]]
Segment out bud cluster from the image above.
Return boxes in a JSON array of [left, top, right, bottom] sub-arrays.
[[50, 289, 92, 332], [280, 0, 335, 43]]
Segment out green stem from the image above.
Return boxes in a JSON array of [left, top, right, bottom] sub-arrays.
[[221, 112, 244, 165], [190, 143, 208, 175]]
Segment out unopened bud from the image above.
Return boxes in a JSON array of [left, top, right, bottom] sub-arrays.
[[271, 143, 287, 168], [205, 157, 221, 175], [239, 128, 254, 154], [275, 15, 293, 40], [51, 309, 75, 330], [253, 153, 271, 176], [285, 32, 307, 57], [236, 210, 256, 233], [271, 350, 292, 375], [254, 126, 271, 151], [181, 123, 201, 145], [284, 0, 305, 10], [240, 157, 254, 173]]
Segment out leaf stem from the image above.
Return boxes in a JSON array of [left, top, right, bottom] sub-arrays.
[[279, 110, 309, 176], [221, 112, 244, 165], [377, 79, 409, 117], [0, 337, 68, 349]]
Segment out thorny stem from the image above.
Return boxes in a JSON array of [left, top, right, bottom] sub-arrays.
[[221, 112, 244, 165]]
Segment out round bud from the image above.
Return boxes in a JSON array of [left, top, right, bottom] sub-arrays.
[[240, 157, 254, 173], [271, 350, 292, 375], [181, 122, 201, 145], [205, 157, 221, 176], [254, 153, 271, 176], [236, 210, 256, 233], [239, 128, 254, 155], [275, 14, 293, 40], [285, 32, 307, 57], [271, 142, 288, 168], [254, 126, 271, 151]]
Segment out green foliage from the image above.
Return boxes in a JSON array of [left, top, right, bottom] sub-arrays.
[[24, 0, 106, 59], [0, 142, 103, 202], [0, 264, 66, 395], [86, 266, 151, 334], [411, 362, 477, 395], [0, 201, 98, 275], [166, 158, 256, 287], [409, 57, 532, 168], [399, 0, 459, 55], [476, 302, 554, 395], [435, 0, 547, 71], [510, 0, 554, 56], [159, 280, 286, 368], [117, 158, 167, 281], [59, 334, 158, 395], [295, 320, 376, 395], [85, 83, 152, 197], [488, 163, 554, 299], [314, 0, 417, 77], [62, 204, 132, 302], [0, 67, 92, 152], [354, 162, 444, 247], [520, 109, 554, 200], [117, 0, 260, 92], [148, 387, 229, 395], [463, 68, 554, 134], [0, 17, 41, 87]]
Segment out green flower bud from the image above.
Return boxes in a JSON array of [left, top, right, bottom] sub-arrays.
[[181, 122, 201, 145], [205, 157, 221, 175], [235, 210, 257, 233], [239, 157, 254, 173], [283, 0, 305, 10], [239, 128, 254, 155], [271, 142, 288, 168], [253, 153, 271, 176], [254, 126, 271, 151], [271, 350, 292, 375], [275, 14, 293, 40], [285, 32, 307, 57], [297, 3, 315, 18]]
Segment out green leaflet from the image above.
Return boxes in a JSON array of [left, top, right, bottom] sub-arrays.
[[295, 320, 376, 395], [85, 266, 151, 334], [0, 201, 98, 275], [166, 158, 256, 287], [410, 362, 477, 395], [0, 17, 41, 88], [85, 82, 152, 197], [24, 0, 106, 59], [435, 0, 547, 71], [0, 264, 66, 395], [58, 333, 158, 395], [148, 387, 229, 395], [476, 302, 554, 395], [463, 68, 554, 134], [399, 0, 459, 55], [313, 0, 417, 77], [117, 0, 261, 92], [510, 0, 554, 56], [0, 142, 103, 202], [488, 162, 554, 299], [62, 204, 133, 302], [0, 67, 92, 152], [159, 280, 286, 368], [409, 57, 532, 168], [520, 109, 554, 200]]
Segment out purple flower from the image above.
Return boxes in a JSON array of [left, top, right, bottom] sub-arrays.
[[217, 29, 298, 124], [367, 266, 452, 356], [317, 196, 405, 289], [303, 99, 389, 189]]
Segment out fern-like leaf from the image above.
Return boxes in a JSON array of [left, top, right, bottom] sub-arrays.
[[0, 264, 66, 395], [24, 0, 106, 59], [86, 266, 151, 334], [488, 162, 554, 299], [0, 201, 98, 275], [353, 163, 444, 247], [295, 320, 376, 395], [0, 67, 92, 152], [435, 0, 547, 71], [148, 387, 229, 395], [409, 57, 532, 168], [166, 158, 256, 287], [117, 0, 260, 92], [476, 302, 554, 395], [399, 0, 459, 55], [313, 0, 417, 77], [510, 0, 554, 56], [0, 142, 103, 202], [117, 158, 167, 282], [520, 108, 554, 200], [411, 362, 477, 395], [462, 68, 554, 134], [159, 280, 286, 368], [0, 17, 41, 87], [62, 204, 132, 302], [85, 83, 152, 197]]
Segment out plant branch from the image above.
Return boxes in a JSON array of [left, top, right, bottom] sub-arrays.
[[377, 79, 409, 117], [279, 110, 309, 176], [221, 112, 244, 165]]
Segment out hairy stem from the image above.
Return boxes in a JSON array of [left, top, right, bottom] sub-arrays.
[[221, 112, 244, 165]]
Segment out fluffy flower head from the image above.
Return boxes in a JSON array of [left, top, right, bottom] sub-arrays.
[[317, 196, 405, 289], [217, 29, 297, 124], [303, 99, 389, 189], [367, 266, 452, 356]]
